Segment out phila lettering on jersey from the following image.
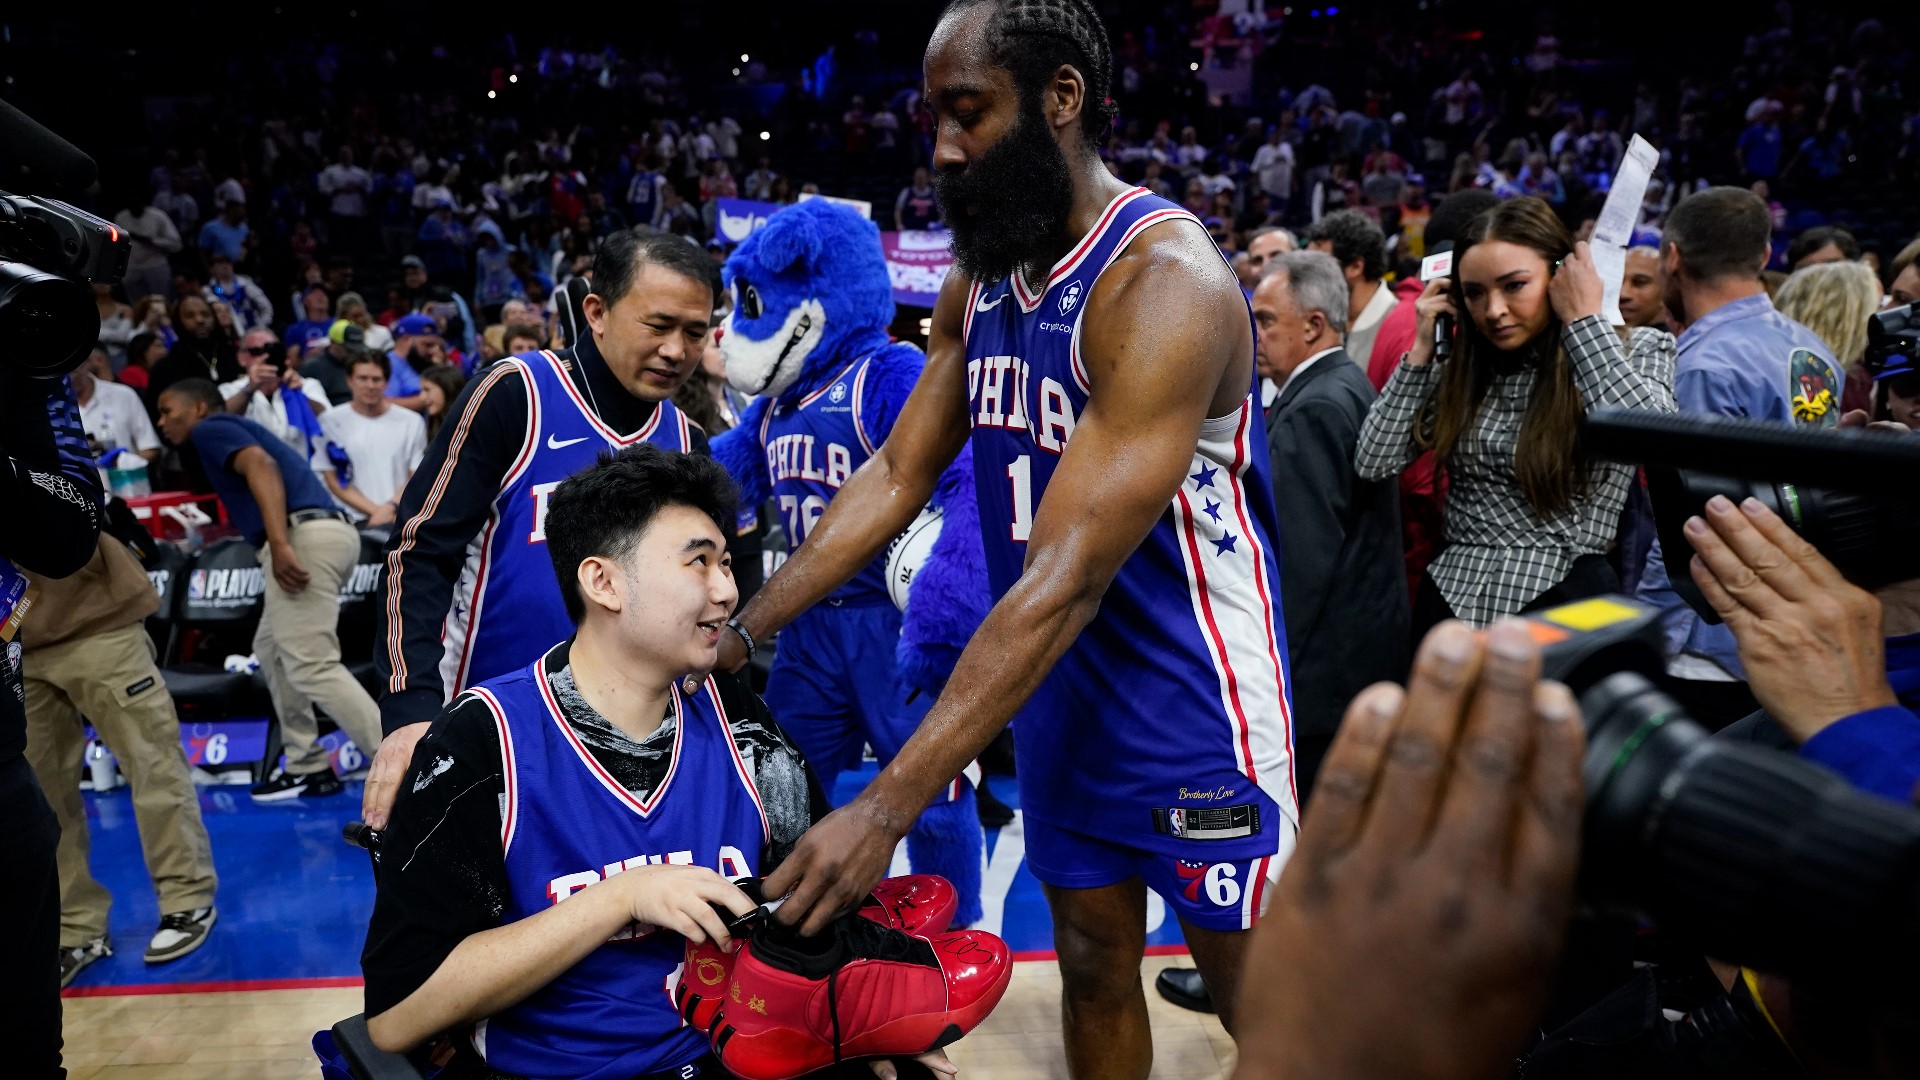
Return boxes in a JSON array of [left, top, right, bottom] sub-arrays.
[[757, 353, 891, 603], [440, 350, 698, 696], [962, 186, 1298, 862], [465, 647, 768, 1080]]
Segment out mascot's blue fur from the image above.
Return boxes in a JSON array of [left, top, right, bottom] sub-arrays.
[[711, 200, 990, 925]]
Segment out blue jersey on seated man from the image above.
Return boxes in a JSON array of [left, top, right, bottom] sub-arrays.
[[361, 446, 940, 1080]]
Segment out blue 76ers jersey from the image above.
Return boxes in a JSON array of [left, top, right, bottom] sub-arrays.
[[758, 355, 889, 603], [962, 187, 1297, 860], [466, 649, 768, 1080], [442, 350, 697, 694]]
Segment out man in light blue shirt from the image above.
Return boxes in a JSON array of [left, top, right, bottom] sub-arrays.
[[1636, 186, 1844, 728]]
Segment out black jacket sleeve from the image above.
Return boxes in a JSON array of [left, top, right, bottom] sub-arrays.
[[360, 693, 508, 1017], [376, 363, 531, 733], [4, 375, 102, 577], [1270, 394, 1364, 648]]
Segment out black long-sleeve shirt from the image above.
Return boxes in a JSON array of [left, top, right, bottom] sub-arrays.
[[375, 333, 709, 734], [2, 373, 103, 760]]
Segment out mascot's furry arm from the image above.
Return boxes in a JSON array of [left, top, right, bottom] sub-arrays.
[[896, 442, 989, 697], [711, 398, 772, 509]]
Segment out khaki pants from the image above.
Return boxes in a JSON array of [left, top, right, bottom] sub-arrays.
[[22, 622, 218, 946], [256, 517, 383, 775]]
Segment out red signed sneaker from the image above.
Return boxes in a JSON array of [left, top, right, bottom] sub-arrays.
[[675, 875, 960, 1035], [709, 917, 1012, 1080]]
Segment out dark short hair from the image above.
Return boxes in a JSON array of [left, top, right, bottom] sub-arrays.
[[1665, 186, 1771, 281], [1425, 189, 1501, 252], [589, 227, 717, 313], [502, 322, 546, 348], [945, 0, 1118, 151], [1787, 224, 1861, 268], [161, 377, 225, 413], [544, 445, 739, 625], [347, 350, 390, 379], [1302, 210, 1388, 281]]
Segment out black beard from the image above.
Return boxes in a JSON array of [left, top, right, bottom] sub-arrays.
[[934, 100, 1076, 283]]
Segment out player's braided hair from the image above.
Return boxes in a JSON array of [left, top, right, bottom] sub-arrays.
[[947, 0, 1120, 151]]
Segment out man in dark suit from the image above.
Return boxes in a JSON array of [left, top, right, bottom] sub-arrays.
[[1158, 249, 1410, 1014], [1256, 249, 1408, 796]]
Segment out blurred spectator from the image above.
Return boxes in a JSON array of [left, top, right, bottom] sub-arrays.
[[1736, 103, 1786, 185], [146, 295, 240, 405], [1304, 211, 1396, 370], [385, 314, 442, 411], [1787, 225, 1861, 270], [502, 323, 546, 356], [154, 170, 199, 242], [94, 285, 134, 366], [195, 200, 250, 265], [318, 146, 373, 257], [115, 193, 183, 304], [472, 232, 520, 313], [1618, 245, 1668, 331], [338, 293, 395, 352], [300, 323, 367, 406], [1358, 198, 1676, 636], [220, 327, 330, 452], [1871, 339, 1920, 426], [152, 379, 385, 802], [626, 155, 669, 226], [743, 156, 779, 201], [72, 346, 161, 462], [285, 288, 337, 358], [120, 332, 166, 393], [202, 252, 272, 335], [419, 366, 468, 444], [1637, 186, 1844, 728], [1360, 154, 1408, 210], [317, 352, 427, 526], [1245, 226, 1295, 281], [1888, 236, 1920, 306], [895, 167, 940, 231], [416, 201, 471, 282], [1775, 260, 1882, 414], [1250, 127, 1295, 216]]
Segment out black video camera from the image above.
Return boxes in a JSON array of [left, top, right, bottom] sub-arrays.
[[1865, 301, 1920, 401], [1550, 411, 1920, 994], [0, 98, 130, 380]]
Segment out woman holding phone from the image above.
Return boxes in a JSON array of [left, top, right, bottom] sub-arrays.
[[1356, 196, 1677, 638]]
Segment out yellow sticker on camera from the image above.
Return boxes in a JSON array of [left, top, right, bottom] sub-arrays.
[[1540, 597, 1643, 632]]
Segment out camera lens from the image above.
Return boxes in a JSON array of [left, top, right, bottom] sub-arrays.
[[0, 260, 97, 378]]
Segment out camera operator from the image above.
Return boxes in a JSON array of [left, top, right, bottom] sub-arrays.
[[0, 371, 105, 1079]]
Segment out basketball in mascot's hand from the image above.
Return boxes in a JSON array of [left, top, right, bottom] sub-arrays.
[[886, 505, 944, 612]]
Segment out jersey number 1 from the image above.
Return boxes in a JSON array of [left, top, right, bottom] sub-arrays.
[[1008, 455, 1033, 542]]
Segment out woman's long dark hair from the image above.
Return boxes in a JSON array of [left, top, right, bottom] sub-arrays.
[[1416, 196, 1591, 519]]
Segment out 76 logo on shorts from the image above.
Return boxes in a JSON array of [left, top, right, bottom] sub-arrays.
[[1174, 860, 1243, 908]]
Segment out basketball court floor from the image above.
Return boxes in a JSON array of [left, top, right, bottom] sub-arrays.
[[57, 765, 1235, 1079]]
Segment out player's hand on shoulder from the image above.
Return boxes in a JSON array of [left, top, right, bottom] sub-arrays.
[[613, 864, 756, 948]]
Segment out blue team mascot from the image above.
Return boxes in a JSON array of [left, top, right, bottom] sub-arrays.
[[712, 199, 988, 925]]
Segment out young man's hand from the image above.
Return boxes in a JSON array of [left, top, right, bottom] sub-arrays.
[[615, 865, 756, 948]]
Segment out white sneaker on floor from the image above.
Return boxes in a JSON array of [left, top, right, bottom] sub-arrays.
[[146, 906, 217, 964]]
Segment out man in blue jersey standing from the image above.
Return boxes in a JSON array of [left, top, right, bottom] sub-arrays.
[[718, 2, 1294, 1074], [361, 229, 714, 831]]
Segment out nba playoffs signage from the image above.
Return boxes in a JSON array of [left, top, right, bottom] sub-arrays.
[[714, 198, 953, 309]]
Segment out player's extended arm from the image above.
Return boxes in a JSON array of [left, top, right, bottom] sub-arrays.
[[765, 227, 1251, 934], [719, 271, 975, 666]]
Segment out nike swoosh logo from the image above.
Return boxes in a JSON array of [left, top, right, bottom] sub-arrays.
[[547, 434, 591, 450], [974, 291, 1006, 313]]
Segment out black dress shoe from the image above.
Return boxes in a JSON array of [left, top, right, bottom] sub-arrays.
[[975, 777, 1015, 829], [1154, 966, 1215, 1014]]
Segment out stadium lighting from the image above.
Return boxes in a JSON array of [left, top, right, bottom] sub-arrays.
[[733, 68, 741, 76], [741, 53, 751, 62], [1190, 61, 1199, 71], [760, 131, 771, 141], [487, 90, 496, 99], [509, 74, 518, 83]]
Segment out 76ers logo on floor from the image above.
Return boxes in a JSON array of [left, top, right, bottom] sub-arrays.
[[1174, 860, 1243, 908], [1058, 280, 1083, 315]]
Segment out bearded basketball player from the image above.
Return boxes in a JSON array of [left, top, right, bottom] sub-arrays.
[[715, 1, 1297, 1074]]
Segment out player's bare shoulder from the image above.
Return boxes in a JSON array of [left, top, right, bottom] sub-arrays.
[[1080, 213, 1252, 400]]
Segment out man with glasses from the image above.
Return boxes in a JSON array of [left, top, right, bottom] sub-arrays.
[[219, 328, 330, 453]]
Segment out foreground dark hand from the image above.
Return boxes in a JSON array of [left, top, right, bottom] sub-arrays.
[[716, 623, 749, 673], [1686, 494, 1897, 743], [362, 721, 431, 829], [762, 800, 906, 938], [1233, 620, 1586, 1080]]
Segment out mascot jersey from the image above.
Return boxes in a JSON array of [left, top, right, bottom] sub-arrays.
[[962, 187, 1298, 861], [442, 349, 698, 693], [757, 353, 891, 603], [467, 651, 767, 1080]]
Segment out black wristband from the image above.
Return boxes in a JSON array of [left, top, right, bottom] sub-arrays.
[[727, 617, 756, 660]]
